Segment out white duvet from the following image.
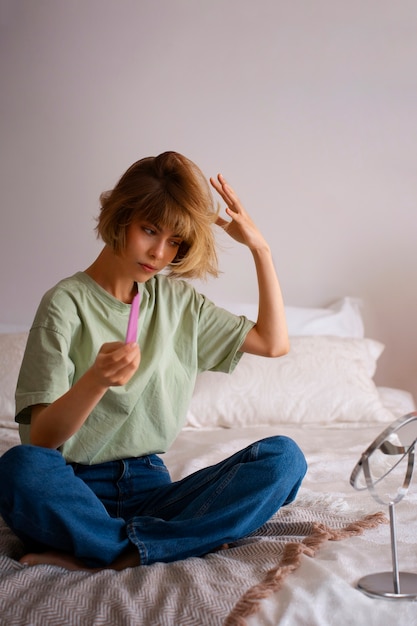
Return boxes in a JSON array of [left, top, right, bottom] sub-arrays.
[[163, 420, 417, 625]]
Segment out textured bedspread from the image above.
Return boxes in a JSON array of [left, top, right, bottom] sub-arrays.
[[0, 504, 386, 626]]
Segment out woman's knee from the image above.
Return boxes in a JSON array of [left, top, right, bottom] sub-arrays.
[[0, 444, 66, 500], [259, 435, 307, 481]]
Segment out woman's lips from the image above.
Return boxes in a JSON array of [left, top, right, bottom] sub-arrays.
[[139, 263, 157, 273]]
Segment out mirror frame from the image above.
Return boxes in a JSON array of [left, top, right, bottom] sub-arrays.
[[350, 412, 417, 506]]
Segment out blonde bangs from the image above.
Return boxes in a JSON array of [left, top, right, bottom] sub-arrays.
[[144, 197, 197, 244], [170, 217, 220, 279]]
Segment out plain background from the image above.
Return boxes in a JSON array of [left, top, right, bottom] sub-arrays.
[[1, 0, 416, 399]]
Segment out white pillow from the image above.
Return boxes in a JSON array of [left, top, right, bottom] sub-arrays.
[[215, 298, 364, 338], [286, 297, 364, 338], [186, 336, 393, 428], [0, 332, 28, 423]]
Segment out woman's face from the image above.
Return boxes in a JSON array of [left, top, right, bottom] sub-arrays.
[[121, 220, 184, 282]]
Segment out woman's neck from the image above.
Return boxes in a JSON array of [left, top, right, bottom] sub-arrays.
[[84, 247, 138, 304]]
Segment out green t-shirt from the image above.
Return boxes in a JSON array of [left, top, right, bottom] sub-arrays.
[[16, 272, 254, 464]]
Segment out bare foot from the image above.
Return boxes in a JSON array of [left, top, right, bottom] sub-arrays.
[[209, 543, 230, 554], [19, 545, 140, 572], [20, 551, 96, 571]]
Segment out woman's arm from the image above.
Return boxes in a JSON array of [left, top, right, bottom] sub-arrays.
[[210, 174, 289, 358], [30, 341, 140, 449]]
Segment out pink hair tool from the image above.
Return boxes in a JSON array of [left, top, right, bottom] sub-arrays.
[[125, 292, 140, 343]]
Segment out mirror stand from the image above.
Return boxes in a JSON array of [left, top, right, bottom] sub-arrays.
[[357, 501, 417, 599], [351, 412, 417, 600]]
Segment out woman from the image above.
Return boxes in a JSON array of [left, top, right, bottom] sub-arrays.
[[0, 151, 306, 570]]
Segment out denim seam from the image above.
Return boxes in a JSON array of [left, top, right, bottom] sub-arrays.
[[146, 444, 261, 516], [193, 464, 240, 518], [126, 522, 148, 565]]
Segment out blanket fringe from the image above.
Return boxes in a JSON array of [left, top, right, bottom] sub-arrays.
[[224, 512, 388, 626]]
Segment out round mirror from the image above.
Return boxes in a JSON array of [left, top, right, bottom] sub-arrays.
[[350, 412, 417, 505], [350, 412, 417, 599]]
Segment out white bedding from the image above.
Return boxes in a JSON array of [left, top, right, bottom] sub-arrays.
[[164, 422, 417, 625], [1, 298, 417, 625]]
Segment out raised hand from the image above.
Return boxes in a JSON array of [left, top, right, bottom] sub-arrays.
[[210, 174, 268, 252], [210, 173, 288, 358]]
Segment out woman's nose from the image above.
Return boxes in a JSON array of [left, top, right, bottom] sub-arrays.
[[150, 240, 165, 259]]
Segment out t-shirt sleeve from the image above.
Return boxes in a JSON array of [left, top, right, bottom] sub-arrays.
[[196, 297, 255, 373], [15, 319, 74, 425]]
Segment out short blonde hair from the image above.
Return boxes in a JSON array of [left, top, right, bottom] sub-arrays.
[[96, 152, 219, 279]]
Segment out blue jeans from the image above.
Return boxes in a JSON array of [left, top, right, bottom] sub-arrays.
[[0, 437, 306, 567]]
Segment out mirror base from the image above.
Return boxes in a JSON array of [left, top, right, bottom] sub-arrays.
[[358, 572, 417, 600]]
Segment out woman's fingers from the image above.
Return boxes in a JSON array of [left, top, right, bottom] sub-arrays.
[[94, 342, 140, 386], [211, 174, 242, 214]]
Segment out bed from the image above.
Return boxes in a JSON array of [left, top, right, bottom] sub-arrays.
[[1, 297, 417, 625]]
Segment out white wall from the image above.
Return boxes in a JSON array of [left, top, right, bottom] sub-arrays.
[[1, 0, 417, 398]]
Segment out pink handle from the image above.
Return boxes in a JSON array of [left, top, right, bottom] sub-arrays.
[[125, 292, 140, 343]]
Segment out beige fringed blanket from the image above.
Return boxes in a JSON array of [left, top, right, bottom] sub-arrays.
[[0, 505, 386, 626]]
